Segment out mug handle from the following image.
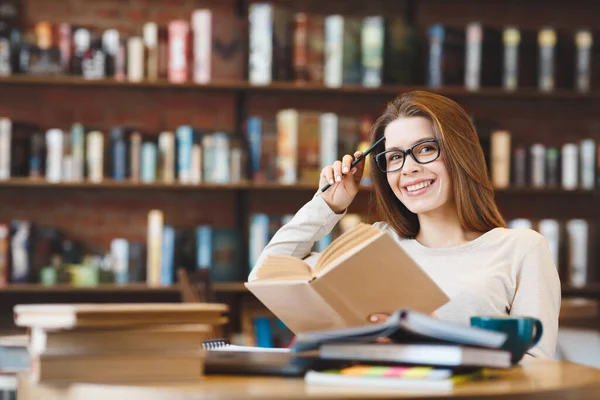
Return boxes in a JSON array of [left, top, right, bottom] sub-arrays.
[[530, 319, 544, 347]]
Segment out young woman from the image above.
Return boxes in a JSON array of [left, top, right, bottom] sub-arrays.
[[248, 91, 560, 359]]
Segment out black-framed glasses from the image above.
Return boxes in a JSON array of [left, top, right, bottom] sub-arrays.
[[375, 138, 441, 173]]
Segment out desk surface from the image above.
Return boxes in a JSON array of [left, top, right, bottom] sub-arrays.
[[17, 360, 600, 400]]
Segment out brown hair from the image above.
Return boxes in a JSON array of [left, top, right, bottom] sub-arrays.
[[369, 90, 506, 238]]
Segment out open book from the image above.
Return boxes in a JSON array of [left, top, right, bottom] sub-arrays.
[[245, 223, 450, 333]]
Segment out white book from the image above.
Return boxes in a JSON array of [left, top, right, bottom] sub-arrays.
[[538, 219, 560, 269], [70, 123, 85, 181], [110, 238, 129, 285], [0, 118, 11, 180], [211, 132, 230, 184], [143, 22, 158, 81], [202, 134, 215, 183], [192, 9, 212, 84], [248, 214, 270, 272], [465, 22, 483, 91], [127, 36, 144, 82], [530, 143, 546, 187], [146, 210, 163, 287], [561, 143, 578, 190], [319, 113, 338, 168], [176, 126, 194, 184], [276, 109, 299, 184], [86, 131, 104, 183], [324, 15, 344, 88], [503, 27, 520, 91], [248, 3, 273, 85], [566, 219, 588, 287], [45, 129, 64, 183], [580, 139, 595, 190], [61, 155, 73, 182]]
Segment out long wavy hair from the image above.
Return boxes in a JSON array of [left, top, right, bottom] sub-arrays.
[[368, 91, 506, 238]]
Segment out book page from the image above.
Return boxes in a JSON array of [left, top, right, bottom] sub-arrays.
[[316, 227, 380, 274], [314, 223, 378, 274], [254, 255, 312, 281]]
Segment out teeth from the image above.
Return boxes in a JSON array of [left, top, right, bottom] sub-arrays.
[[406, 181, 432, 192]]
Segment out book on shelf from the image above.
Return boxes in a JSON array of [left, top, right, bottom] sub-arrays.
[[245, 223, 449, 334]]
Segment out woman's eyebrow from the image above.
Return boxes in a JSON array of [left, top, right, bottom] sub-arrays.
[[385, 137, 436, 151]]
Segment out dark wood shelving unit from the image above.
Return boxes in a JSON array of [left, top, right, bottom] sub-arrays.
[[0, 178, 596, 196], [0, 282, 246, 294], [1, 75, 600, 100]]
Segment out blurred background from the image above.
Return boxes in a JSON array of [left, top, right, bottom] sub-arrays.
[[0, 0, 598, 368]]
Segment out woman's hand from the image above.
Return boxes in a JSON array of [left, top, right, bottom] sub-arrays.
[[319, 151, 366, 214]]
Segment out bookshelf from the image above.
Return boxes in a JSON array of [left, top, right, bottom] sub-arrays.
[[1, 0, 599, 340], [4, 75, 600, 99]]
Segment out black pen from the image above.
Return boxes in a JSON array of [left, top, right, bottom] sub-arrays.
[[320, 135, 386, 193]]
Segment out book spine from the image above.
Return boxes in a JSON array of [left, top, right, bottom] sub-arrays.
[[503, 27, 520, 90], [160, 225, 175, 286], [561, 143, 578, 190], [86, 131, 104, 183], [512, 145, 526, 187], [202, 134, 214, 183], [191, 141, 203, 184], [0, 224, 8, 287], [46, 129, 64, 183], [566, 219, 588, 287], [212, 132, 230, 184], [320, 112, 338, 168], [276, 109, 299, 184], [246, 116, 262, 179], [146, 210, 163, 286], [575, 30, 592, 93], [361, 16, 384, 88], [29, 133, 44, 178], [176, 125, 193, 183], [427, 24, 444, 87], [144, 22, 159, 82], [580, 139, 595, 190], [294, 12, 308, 82], [324, 15, 343, 88], [70, 123, 85, 182], [111, 127, 127, 181], [141, 142, 157, 183], [158, 131, 175, 183], [192, 9, 212, 84], [465, 22, 482, 91], [230, 147, 243, 183], [168, 20, 190, 83], [127, 37, 144, 82], [0, 118, 11, 180], [110, 238, 129, 285], [490, 130, 511, 189], [530, 143, 546, 188], [0, 37, 11, 75], [546, 147, 560, 186], [538, 27, 556, 92], [248, 3, 273, 85], [129, 132, 142, 182], [195, 225, 212, 269], [248, 213, 269, 271], [10, 220, 32, 283]]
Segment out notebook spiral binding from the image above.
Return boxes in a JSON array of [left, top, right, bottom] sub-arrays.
[[202, 338, 231, 350]]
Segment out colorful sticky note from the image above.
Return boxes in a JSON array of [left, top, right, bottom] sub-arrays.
[[384, 366, 410, 377], [402, 367, 433, 378]]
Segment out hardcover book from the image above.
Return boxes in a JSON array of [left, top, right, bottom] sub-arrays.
[[246, 223, 449, 333]]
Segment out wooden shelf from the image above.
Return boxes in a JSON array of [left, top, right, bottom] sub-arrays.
[[0, 282, 247, 294], [1, 75, 600, 100], [562, 284, 600, 297], [0, 178, 596, 195]]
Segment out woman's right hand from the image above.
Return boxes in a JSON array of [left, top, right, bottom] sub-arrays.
[[319, 151, 366, 214]]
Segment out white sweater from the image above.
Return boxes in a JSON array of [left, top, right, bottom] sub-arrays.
[[248, 194, 562, 359]]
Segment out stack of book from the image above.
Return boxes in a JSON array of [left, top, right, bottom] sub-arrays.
[[13, 303, 228, 384]]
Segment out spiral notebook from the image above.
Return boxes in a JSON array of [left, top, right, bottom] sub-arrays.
[[202, 339, 311, 376]]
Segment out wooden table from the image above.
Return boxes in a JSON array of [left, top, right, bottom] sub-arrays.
[[16, 360, 600, 400]]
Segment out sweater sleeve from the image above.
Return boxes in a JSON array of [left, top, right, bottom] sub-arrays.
[[510, 236, 561, 359], [247, 193, 346, 282]]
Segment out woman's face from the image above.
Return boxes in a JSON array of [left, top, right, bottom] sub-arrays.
[[382, 117, 453, 216]]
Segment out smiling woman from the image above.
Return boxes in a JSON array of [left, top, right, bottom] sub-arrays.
[[248, 91, 561, 362]]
